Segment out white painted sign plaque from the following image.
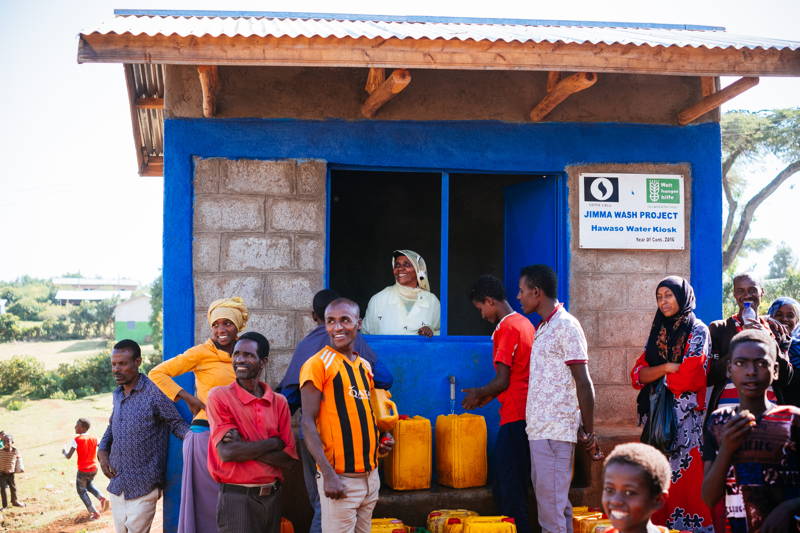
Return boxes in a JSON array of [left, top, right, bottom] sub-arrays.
[[578, 173, 685, 250]]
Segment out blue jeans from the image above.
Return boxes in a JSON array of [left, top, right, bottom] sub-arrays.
[[76, 470, 103, 513], [493, 420, 532, 533], [299, 438, 322, 533]]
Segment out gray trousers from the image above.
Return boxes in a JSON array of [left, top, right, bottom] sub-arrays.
[[529, 439, 575, 533], [217, 484, 281, 533]]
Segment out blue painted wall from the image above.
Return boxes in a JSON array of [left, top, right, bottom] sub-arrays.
[[162, 118, 722, 531]]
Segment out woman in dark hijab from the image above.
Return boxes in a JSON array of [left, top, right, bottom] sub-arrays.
[[630, 276, 713, 533]]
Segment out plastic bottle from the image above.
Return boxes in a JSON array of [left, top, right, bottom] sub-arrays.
[[742, 301, 758, 327]]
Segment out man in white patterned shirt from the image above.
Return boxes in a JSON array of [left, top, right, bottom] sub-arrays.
[[518, 265, 602, 533]]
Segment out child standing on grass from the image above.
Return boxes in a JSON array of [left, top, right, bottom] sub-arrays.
[[702, 329, 800, 532], [0, 433, 24, 508], [63, 418, 108, 520], [601, 442, 673, 533]]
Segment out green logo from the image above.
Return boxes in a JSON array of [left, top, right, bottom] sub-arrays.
[[646, 178, 680, 204]]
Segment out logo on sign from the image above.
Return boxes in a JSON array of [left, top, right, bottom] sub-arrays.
[[584, 176, 619, 202], [646, 178, 680, 203]]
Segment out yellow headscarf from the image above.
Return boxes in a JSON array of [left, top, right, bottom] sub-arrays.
[[207, 297, 249, 332]]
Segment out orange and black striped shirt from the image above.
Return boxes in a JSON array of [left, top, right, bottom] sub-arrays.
[[299, 346, 379, 474]]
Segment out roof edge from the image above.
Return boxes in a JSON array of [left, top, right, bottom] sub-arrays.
[[112, 9, 726, 32]]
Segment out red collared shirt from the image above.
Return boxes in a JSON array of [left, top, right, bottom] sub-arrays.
[[206, 380, 298, 485]]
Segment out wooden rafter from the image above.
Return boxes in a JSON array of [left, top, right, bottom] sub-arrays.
[[361, 68, 411, 118], [529, 72, 597, 122], [677, 76, 759, 125], [197, 65, 219, 118], [700, 76, 716, 97], [78, 34, 800, 76], [546, 71, 561, 92], [135, 97, 164, 109], [364, 67, 386, 93]]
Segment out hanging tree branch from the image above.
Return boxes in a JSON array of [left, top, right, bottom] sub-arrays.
[[721, 148, 743, 248], [723, 160, 800, 270]]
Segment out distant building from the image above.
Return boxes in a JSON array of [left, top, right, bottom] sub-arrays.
[[52, 277, 139, 305], [0, 298, 6, 315], [114, 294, 153, 344]]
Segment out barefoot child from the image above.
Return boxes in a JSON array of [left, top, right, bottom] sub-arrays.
[[602, 442, 672, 533], [0, 434, 24, 508], [702, 329, 800, 532], [63, 418, 108, 519]]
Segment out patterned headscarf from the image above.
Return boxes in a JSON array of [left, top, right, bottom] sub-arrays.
[[644, 276, 698, 366], [768, 297, 800, 322], [207, 297, 249, 332], [392, 250, 430, 292]]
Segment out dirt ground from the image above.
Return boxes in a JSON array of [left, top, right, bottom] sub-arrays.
[[0, 393, 164, 532]]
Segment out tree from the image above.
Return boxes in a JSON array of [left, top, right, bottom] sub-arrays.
[[149, 274, 163, 353], [769, 243, 798, 279], [722, 109, 800, 270]]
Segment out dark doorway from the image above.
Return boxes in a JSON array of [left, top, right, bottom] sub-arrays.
[[329, 170, 441, 316]]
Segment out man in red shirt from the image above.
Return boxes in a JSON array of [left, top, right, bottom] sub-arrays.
[[206, 331, 298, 533], [463, 275, 535, 533], [63, 418, 108, 520]]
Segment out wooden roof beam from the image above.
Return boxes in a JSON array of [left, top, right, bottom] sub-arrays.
[[135, 97, 164, 109], [78, 34, 800, 76], [677, 76, 759, 125], [530, 72, 597, 122], [197, 65, 219, 118], [361, 68, 411, 118]]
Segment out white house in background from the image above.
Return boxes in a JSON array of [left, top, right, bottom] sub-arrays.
[[0, 298, 6, 315], [114, 294, 153, 344], [52, 277, 139, 305]]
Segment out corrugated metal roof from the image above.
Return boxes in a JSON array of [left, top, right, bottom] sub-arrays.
[[82, 11, 800, 51]]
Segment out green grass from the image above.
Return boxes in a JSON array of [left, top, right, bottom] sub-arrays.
[[0, 393, 113, 531], [58, 340, 108, 353]]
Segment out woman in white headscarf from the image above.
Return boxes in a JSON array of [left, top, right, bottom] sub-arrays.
[[362, 250, 441, 337]]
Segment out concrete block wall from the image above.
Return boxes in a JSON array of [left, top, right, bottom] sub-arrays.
[[566, 164, 693, 426], [192, 157, 326, 385]]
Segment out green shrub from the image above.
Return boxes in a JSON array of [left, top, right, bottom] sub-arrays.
[[0, 356, 51, 395], [58, 353, 115, 396], [8, 298, 46, 321], [51, 389, 78, 401], [5, 399, 25, 411], [0, 313, 20, 342], [41, 318, 75, 340]]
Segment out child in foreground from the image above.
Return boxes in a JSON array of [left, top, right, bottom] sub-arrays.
[[602, 442, 672, 533], [63, 418, 108, 519], [0, 433, 24, 508], [702, 329, 800, 532]]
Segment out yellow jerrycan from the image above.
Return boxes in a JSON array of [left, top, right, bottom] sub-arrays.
[[371, 518, 405, 533], [370, 388, 399, 432], [445, 516, 517, 533], [435, 413, 487, 488], [427, 510, 478, 533], [384, 415, 431, 490]]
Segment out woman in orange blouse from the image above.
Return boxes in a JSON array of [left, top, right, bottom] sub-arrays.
[[149, 297, 248, 533], [630, 276, 712, 533]]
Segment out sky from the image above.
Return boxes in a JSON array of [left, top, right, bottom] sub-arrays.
[[0, 0, 798, 286]]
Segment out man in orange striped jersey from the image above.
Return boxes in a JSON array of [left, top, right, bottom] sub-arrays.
[[300, 298, 394, 533]]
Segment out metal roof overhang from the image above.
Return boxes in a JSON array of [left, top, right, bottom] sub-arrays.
[[79, 33, 800, 77], [78, 12, 800, 177]]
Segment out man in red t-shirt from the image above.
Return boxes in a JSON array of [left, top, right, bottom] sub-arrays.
[[63, 418, 108, 520], [463, 275, 535, 533], [206, 331, 298, 533]]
